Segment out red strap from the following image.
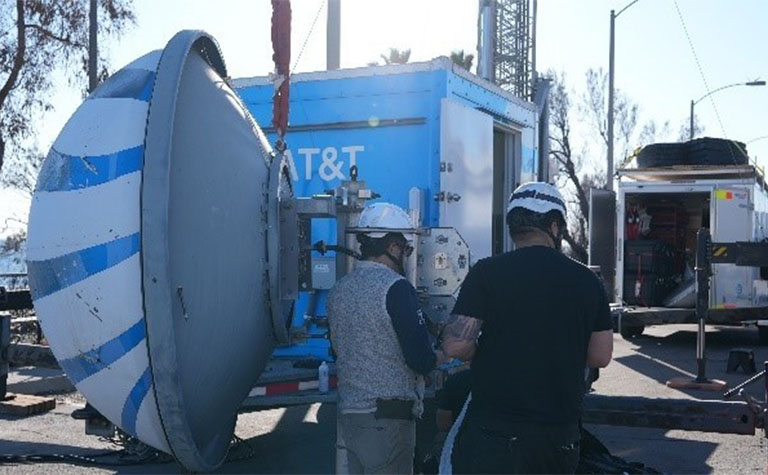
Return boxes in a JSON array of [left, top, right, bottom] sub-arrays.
[[271, 0, 291, 139]]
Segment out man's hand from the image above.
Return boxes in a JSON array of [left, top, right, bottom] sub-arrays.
[[440, 314, 482, 361], [434, 349, 450, 366]]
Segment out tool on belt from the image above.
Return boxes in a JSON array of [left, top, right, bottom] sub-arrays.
[[375, 399, 414, 420]]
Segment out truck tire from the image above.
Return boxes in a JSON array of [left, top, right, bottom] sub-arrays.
[[687, 137, 748, 166], [636, 143, 688, 168], [758, 326, 768, 346], [620, 323, 645, 340]]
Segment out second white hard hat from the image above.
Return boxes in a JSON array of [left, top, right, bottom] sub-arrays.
[[506, 182, 567, 219]]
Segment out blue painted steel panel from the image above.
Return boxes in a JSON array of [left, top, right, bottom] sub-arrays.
[[235, 62, 537, 360]]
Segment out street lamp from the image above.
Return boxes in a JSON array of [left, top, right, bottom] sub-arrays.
[[689, 80, 766, 141], [608, 0, 641, 192]]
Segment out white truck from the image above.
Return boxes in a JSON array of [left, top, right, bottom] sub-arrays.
[[589, 140, 768, 342]]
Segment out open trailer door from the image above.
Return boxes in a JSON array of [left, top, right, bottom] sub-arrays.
[[712, 187, 755, 308], [589, 188, 617, 302], [439, 99, 494, 260]]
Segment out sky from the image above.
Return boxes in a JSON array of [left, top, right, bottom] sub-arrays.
[[3, 0, 768, 235]]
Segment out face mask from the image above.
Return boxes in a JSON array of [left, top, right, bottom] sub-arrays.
[[385, 250, 406, 275], [385, 242, 411, 276]]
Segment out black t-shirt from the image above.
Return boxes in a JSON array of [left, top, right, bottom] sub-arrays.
[[451, 246, 612, 425], [437, 369, 472, 414]]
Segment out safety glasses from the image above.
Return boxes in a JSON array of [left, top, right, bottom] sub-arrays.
[[395, 241, 414, 257]]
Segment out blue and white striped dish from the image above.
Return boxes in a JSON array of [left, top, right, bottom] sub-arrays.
[[26, 50, 170, 453]]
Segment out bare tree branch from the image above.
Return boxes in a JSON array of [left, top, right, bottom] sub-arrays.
[[0, 0, 26, 114], [25, 23, 85, 47]]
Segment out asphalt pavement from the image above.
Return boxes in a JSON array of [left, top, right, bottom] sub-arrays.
[[1, 323, 767, 474]]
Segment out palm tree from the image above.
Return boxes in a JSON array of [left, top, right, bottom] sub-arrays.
[[450, 50, 474, 71], [380, 48, 411, 65]]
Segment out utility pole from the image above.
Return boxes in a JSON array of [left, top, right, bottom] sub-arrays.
[[607, 0, 641, 191], [88, 0, 97, 92], [607, 9, 615, 191], [327, 0, 340, 70], [690, 99, 695, 141]]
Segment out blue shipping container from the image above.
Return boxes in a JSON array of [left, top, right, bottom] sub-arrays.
[[234, 57, 545, 359]]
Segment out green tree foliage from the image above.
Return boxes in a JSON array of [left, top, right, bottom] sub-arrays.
[[450, 50, 474, 71], [0, 0, 136, 192], [379, 47, 411, 65]]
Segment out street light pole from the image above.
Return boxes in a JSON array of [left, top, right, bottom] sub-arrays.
[[607, 0, 640, 192], [689, 80, 766, 141], [690, 99, 695, 141], [607, 10, 615, 191]]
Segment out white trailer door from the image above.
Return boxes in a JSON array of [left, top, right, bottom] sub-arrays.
[[712, 187, 755, 307], [439, 99, 494, 261]]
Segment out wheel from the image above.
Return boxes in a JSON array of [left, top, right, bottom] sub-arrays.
[[758, 326, 768, 346], [620, 323, 645, 340]]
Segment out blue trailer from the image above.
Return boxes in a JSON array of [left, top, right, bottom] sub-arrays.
[[234, 57, 549, 360]]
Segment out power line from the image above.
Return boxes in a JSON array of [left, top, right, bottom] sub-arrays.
[[672, 0, 728, 139], [291, 0, 327, 75]]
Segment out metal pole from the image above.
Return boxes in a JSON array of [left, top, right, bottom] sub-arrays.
[[690, 99, 695, 141], [88, 0, 97, 92], [607, 10, 615, 191], [0, 315, 9, 399], [531, 0, 537, 96], [763, 360, 768, 475], [479, 0, 494, 81], [326, 0, 340, 70], [695, 228, 711, 382]]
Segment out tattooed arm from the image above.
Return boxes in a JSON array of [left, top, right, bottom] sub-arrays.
[[440, 314, 483, 361]]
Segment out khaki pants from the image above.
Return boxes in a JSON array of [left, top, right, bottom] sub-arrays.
[[339, 412, 416, 474]]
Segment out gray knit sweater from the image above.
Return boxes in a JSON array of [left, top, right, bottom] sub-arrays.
[[327, 261, 425, 416]]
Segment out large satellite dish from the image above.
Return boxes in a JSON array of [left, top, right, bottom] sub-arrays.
[[26, 30, 292, 471]]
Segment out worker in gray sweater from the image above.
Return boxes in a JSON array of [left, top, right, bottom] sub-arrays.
[[328, 202, 441, 474]]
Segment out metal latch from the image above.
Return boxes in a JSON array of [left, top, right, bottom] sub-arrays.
[[434, 192, 462, 202]]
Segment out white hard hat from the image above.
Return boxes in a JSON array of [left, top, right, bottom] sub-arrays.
[[357, 202, 413, 238], [506, 182, 567, 219]]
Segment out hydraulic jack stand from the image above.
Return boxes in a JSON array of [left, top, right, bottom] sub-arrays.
[[667, 229, 727, 392]]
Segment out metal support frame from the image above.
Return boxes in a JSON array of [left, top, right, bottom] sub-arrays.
[[667, 229, 768, 389], [0, 314, 9, 399], [477, 0, 535, 99], [695, 228, 711, 382], [0, 288, 32, 311]]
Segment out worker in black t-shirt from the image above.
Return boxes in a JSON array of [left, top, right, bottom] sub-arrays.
[[441, 182, 614, 474]]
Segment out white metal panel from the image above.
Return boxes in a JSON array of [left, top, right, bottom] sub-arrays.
[[753, 183, 768, 241], [439, 99, 494, 260], [616, 190, 625, 301], [712, 187, 755, 307], [27, 172, 141, 261]]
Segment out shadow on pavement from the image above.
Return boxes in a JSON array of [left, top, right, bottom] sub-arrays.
[[615, 325, 768, 400], [213, 403, 336, 474], [0, 440, 180, 473], [0, 404, 336, 474], [586, 424, 716, 474]]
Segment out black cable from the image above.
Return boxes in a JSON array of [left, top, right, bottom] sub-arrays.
[[0, 449, 172, 466], [312, 240, 362, 260], [0, 432, 255, 467]]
